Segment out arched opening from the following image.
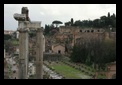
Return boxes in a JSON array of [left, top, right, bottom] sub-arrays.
[[13, 70, 16, 73], [80, 30, 82, 32], [58, 50, 61, 54], [91, 30, 94, 33], [87, 30, 90, 32]]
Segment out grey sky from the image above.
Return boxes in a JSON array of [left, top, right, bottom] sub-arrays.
[[4, 4, 116, 31]]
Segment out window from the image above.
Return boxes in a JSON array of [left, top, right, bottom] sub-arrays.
[[91, 30, 94, 33], [87, 30, 90, 32], [80, 30, 82, 32], [13, 70, 16, 73]]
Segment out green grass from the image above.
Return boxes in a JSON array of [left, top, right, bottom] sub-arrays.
[[49, 62, 91, 79], [62, 61, 95, 75]]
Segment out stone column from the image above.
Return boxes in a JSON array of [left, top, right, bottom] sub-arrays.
[[43, 35, 45, 52], [18, 29, 29, 79], [35, 28, 43, 79], [4, 49, 5, 58]]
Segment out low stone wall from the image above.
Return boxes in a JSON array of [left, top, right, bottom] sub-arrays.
[[43, 53, 63, 61]]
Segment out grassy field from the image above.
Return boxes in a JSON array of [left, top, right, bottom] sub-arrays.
[[49, 62, 91, 79]]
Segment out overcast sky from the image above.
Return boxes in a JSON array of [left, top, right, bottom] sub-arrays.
[[4, 4, 116, 31]]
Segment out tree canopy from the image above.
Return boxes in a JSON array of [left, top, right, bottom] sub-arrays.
[[65, 12, 116, 30], [52, 20, 63, 27], [4, 34, 12, 40], [70, 38, 116, 70]]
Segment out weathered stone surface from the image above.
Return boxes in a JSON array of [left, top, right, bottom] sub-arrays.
[[35, 30, 43, 79], [17, 22, 41, 31], [18, 30, 29, 79], [14, 7, 44, 79]]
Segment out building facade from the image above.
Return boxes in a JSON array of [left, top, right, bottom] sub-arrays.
[[52, 44, 65, 54]]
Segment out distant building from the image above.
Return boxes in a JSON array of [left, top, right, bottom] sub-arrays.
[[4, 30, 15, 35], [59, 26, 105, 34], [46, 26, 116, 55], [52, 44, 65, 54]]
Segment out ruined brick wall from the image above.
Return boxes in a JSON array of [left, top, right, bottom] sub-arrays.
[[52, 26, 116, 51], [107, 71, 116, 79], [59, 26, 80, 33], [106, 63, 116, 79], [55, 34, 68, 41], [109, 64, 116, 71], [95, 63, 116, 79], [59, 26, 105, 34]]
